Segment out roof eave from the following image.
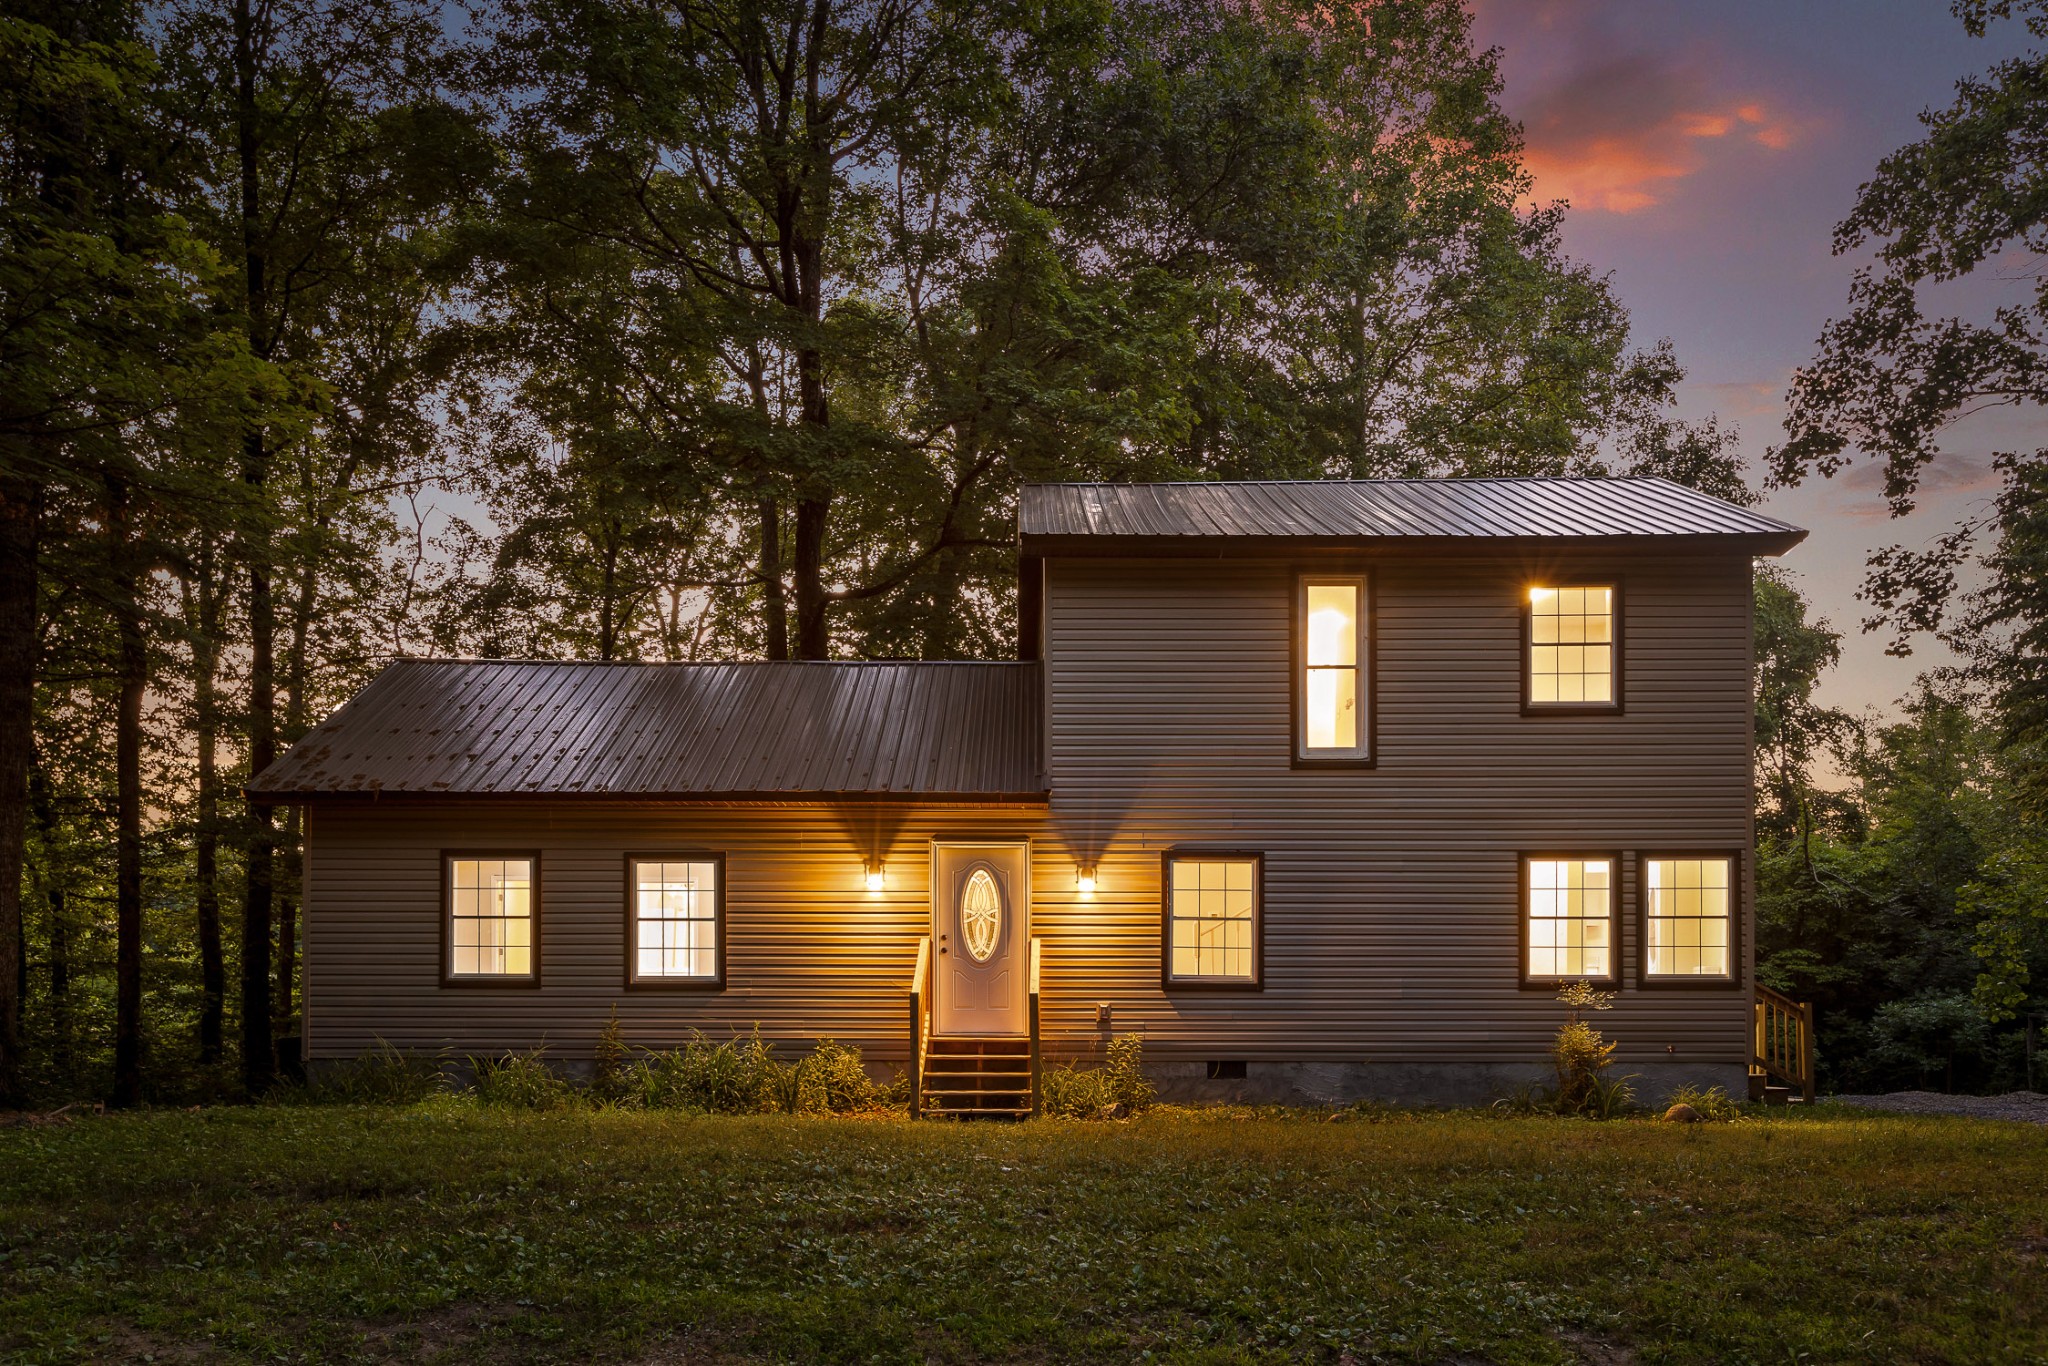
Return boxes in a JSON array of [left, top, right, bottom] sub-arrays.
[[1019, 530, 1809, 559], [246, 786, 1053, 806]]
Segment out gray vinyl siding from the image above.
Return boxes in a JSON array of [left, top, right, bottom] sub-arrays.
[[302, 549, 1757, 1072], [1038, 553, 1757, 1070]]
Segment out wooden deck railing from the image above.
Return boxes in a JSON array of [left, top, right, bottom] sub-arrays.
[[1028, 938, 1043, 1118], [908, 936, 931, 1119], [1753, 983, 1815, 1103]]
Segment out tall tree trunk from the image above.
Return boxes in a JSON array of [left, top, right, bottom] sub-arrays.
[[758, 500, 787, 661], [0, 472, 39, 1109], [31, 768, 68, 1074], [234, 0, 275, 1095], [277, 551, 315, 1048], [106, 469, 146, 1109], [192, 541, 224, 1064], [792, 497, 831, 658]]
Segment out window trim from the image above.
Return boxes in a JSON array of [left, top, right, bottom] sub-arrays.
[[1518, 850, 1623, 989], [440, 850, 543, 989], [1636, 849, 1743, 989], [1160, 847, 1265, 991], [623, 851, 727, 991], [1291, 568, 1375, 768], [1521, 579, 1625, 716]]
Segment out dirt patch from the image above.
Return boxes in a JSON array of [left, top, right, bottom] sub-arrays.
[[1555, 1329, 1639, 1365]]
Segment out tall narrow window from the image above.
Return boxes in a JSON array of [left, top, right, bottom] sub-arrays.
[[1526, 585, 1618, 709], [446, 855, 536, 982], [1164, 853, 1261, 986], [1523, 855, 1615, 984], [1297, 575, 1368, 761], [630, 856, 723, 985], [1644, 856, 1735, 981]]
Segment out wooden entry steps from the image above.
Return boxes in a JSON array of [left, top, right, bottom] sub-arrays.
[[920, 1037, 1033, 1118], [910, 935, 1043, 1119]]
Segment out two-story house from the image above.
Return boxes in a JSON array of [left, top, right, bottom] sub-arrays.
[[251, 477, 1811, 1111]]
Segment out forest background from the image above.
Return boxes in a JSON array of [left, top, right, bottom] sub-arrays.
[[4, 0, 2045, 1108]]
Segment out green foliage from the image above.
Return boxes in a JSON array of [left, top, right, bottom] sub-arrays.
[[1040, 1034, 1156, 1119], [589, 1007, 629, 1104], [469, 1049, 578, 1111], [266, 1041, 445, 1107], [614, 1030, 887, 1116], [9, 1107, 2048, 1362], [1550, 982, 1621, 1117], [1665, 1084, 1743, 1122]]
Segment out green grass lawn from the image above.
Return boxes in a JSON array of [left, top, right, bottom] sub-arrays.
[[1, 1103, 2044, 1364]]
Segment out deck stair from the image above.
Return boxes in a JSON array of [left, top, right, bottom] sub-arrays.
[[1750, 983, 1816, 1104], [919, 1037, 1033, 1118]]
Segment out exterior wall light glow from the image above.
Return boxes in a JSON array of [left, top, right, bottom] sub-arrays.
[[1077, 865, 1098, 895], [864, 862, 885, 892]]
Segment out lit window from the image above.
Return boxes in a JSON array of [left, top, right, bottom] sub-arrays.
[[631, 858, 722, 983], [1298, 575, 1367, 759], [1166, 855, 1260, 985], [447, 856, 535, 980], [1524, 856, 1613, 982], [1645, 857, 1734, 979], [1527, 585, 1616, 707]]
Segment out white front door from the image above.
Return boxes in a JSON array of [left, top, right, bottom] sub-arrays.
[[932, 841, 1030, 1036]]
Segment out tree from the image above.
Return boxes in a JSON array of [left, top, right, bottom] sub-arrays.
[[473, 0, 1695, 661], [1774, 0, 2048, 676]]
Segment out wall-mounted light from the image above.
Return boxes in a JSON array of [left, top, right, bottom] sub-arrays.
[[864, 861, 886, 892], [1076, 864, 1097, 895]]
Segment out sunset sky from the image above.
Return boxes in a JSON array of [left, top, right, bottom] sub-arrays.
[[1469, 0, 2038, 728]]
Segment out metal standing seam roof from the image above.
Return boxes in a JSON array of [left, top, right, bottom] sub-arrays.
[[1017, 477, 1807, 553], [248, 660, 1047, 801]]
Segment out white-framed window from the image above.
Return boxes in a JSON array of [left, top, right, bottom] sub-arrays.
[[629, 856, 723, 985], [1297, 574, 1368, 760], [1527, 585, 1618, 709], [1165, 853, 1261, 986], [445, 855, 537, 982], [1644, 856, 1735, 980], [1523, 855, 1615, 983]]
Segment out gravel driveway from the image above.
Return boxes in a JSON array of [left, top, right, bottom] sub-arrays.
[[1830, 1090, 2048, 1124]]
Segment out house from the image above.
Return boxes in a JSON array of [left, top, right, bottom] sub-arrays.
[[250, 477, 1814, 1111]]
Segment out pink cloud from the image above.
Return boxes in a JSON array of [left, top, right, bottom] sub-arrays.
[[1470, 2, 1809, 215]]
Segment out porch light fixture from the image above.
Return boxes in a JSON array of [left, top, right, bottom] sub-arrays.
[[864, 861, 886, 892], [1076, 865, 1098, 895]]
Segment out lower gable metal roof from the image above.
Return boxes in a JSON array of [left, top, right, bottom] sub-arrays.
[[249, 660, 1046, 802], [1018, 477, 1807, 556]]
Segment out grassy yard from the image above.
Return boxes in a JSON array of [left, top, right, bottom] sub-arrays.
[[1, 1103, 2044, 1364]]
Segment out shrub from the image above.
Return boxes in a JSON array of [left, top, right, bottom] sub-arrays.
[[471, 1048, 578, 1111], [1041, 1035, 1155, 1119], [1551, 980, 1621, 1116], [805, 1038, 884, 1113], [277, 1040, 444, 1105], [627, 1028, 779, 1113], [1665, 1082, 1743, 1122], [590, 1008, 631, 1105]]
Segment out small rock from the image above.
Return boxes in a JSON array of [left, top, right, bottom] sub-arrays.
[[1662, 1103, 1702, 1123]]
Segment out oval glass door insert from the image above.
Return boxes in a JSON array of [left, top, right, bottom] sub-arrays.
[[961, 868, 1001, 962]]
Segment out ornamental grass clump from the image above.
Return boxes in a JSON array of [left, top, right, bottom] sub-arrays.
[[471, 1048, 578, 1110], [280, 1040, 445, 1105], [1041, 1035, 1156, 1119]]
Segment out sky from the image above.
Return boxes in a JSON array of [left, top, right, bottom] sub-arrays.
[[1466, 0, 2040, 728]]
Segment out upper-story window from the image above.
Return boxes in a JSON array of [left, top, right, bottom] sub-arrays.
[[1526, 584, 1619, 712], [1296, 574, 1369, 762]]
